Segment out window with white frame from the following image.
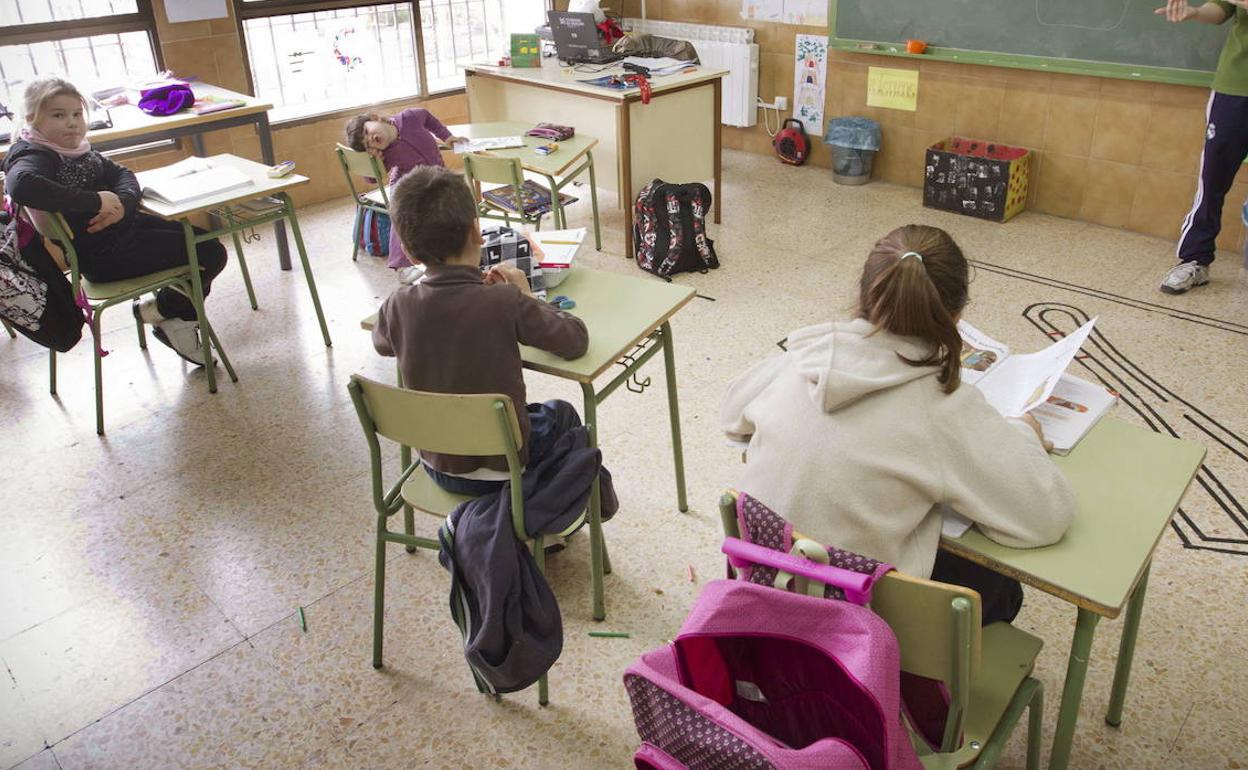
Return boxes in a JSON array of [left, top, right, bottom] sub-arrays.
[[236, 0, 547, 122], [0, 0, 161, 131]]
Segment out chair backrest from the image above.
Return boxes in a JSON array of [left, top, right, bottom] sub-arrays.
[[335, 143, 388, 206], [19, 207, 77, 279], [349, 373, 523, 458], [717, 489, 981, 751], [462, 152, 525, 198]]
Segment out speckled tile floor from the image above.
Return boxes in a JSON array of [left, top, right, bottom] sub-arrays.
[[2, 150, 1246, 770]]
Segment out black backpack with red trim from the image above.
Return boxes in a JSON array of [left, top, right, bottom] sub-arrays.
[[632, 179, 719, 280]]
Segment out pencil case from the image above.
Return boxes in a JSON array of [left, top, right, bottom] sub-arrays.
[[525, 123, 575, 141]]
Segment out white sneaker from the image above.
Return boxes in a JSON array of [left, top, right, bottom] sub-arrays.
[[396, 264, 425, 285], [152, 317, 206, 366], [132, 297, 164, 325], [1159, 262, 1210, 294]]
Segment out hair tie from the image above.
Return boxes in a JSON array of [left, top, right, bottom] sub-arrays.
[[901, 251, 924, 262]]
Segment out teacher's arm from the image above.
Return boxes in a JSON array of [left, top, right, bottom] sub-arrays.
[[1155, 0, 1234, 24]]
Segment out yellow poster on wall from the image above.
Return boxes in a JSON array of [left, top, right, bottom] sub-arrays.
[[866, 67, 919, 111]]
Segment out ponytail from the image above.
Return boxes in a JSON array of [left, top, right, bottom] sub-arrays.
[[858, 225, 969, 393]]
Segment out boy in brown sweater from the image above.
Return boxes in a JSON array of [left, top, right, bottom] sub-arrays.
[[371, 165, 589, 495]]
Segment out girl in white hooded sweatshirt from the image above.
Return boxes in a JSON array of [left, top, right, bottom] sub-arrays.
[[721, 224, 1076, 623]]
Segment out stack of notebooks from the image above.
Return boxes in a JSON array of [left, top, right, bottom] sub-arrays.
[[482, 180, 577, 216]]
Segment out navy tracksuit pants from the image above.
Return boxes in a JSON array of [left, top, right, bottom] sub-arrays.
[[1177, 90, 1248, 266]]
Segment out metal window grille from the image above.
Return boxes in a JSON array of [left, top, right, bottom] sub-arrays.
[[242, 3, 422, 120], [0, 0, 159, 121], [235, 0, 545, 119]]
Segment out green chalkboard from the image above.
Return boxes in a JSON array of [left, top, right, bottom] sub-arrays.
[[830, 0, 1233, 86]]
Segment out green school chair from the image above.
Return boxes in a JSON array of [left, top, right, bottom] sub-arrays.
[[348, 374, 607, 706], [462, 152, 569, 231], [27, 209, 236, 435], [718, 491, 1045, 770], [335, 143, 390, 261]]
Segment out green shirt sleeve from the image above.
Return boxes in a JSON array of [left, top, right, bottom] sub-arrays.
[[1212, 3, 1248, 95]]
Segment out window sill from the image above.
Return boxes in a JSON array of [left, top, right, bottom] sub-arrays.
[[268, 87, 467, 131]]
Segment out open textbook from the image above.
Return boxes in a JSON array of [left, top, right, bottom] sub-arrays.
[[958, 318, 1117, 454], [138, 157, 253, 205]]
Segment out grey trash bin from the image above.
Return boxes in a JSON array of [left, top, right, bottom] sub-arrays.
[[824, 117, 881, 186]]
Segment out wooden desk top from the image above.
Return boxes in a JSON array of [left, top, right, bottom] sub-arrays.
[[446, 122, 598, 178], [361, 267, 695, 384], [942, 418, 1206, 618], [465, 59, 727, 102], [135, 154, 307, 219], [1, 84, 270, 160]]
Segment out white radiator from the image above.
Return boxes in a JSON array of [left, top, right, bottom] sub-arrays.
[[623, 18, 759, 128]]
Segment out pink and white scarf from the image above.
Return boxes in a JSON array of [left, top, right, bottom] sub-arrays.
[[19, 126, 92, 159]]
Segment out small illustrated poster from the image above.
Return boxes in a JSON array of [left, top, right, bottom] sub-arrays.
[[866, 67, 919, 111], [741, 0, 826, 25], [741, 0, 784, 21], [782, 0, 828, 26], [510, 33, 541, 68], [793, 34, 828, 136]]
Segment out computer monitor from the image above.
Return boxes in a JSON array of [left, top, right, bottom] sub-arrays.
[[547, 10, 619, 64]]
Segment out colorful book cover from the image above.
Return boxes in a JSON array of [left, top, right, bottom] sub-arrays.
[[510, 33, 541, 68], [482, 180, 578, 216]]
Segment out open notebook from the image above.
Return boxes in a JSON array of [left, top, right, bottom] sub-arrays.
[[138, 157, 253, 205], [958, 318, 1117, 454]]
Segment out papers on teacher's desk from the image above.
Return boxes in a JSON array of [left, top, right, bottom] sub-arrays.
[[958, 318, 1118, 454], [620, 56, 697, 75], [527, 227, 587, 267], [138, 157, 252, 205], [451, 136, 526, 154]]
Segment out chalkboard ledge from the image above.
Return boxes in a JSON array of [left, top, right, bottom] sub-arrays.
[[828, 39, 1214, 89]]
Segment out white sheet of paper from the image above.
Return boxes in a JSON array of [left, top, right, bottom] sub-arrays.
[[528, 227, 587, 267], [976, 318, 1097, 417], [165, 0, 228, 23], [940, 505, 974, 538], [621, 56, 687, 71], [452, 136, 525, 154]]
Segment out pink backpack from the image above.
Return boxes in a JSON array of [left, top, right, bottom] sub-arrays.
[[623, 537, 924, 770]]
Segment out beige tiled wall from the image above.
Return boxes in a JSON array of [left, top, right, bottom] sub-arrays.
[[616, 0, 1248, 252], [130, 1, 468, 210]]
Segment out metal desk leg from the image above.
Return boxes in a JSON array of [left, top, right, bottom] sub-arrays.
[[581, 381, 606, 621], [660, 322, 688, 513], [1050, 608, 1100, 770], [587, 151, 602, 251], [278, 193, 332, 347], [257, 113, 293, 271], [544, 173, 566, 230], [1107, 563, 1151, 727]]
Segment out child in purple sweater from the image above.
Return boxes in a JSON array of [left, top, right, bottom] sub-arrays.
[[344, 108, 465, 282]]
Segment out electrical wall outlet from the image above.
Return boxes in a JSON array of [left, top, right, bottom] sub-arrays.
[[775, 96, 788, 111]]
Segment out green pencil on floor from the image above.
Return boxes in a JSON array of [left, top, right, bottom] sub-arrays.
[[297, 606, 307, 633], [588, 631, 630, 638]]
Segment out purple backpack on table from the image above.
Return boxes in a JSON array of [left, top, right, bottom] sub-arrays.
[[623, 534, 923, 770]]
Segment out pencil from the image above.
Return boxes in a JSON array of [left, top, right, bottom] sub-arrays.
[[297, 606, 307, 632], [540, 239, 580, 245], [588, 631, 631, 638]]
